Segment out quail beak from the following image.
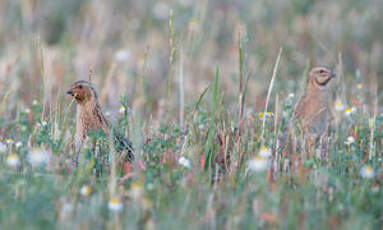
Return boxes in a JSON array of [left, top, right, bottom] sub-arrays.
[[66, 89, 74, 96]]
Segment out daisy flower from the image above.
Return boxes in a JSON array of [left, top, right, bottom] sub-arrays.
[[108, 197, 124, 212], [360, 165, 374, 179], [178, 156, 191, 169], [247, 156, 268, 172], [344, 107, 356, 116], [15, 141, 23, 149], [287, 93, 295, 99], [119, 105, 126, 114], [334, 100, 345, 112], [344, 136, 355, 146], [6, 153, 20, 168], [258, 112, 274, 120], [357, 83, 363, 90], [28, 148, 48, 167], [6, 138, 14, 144], [259, 146, 272, 158], [80, 185, 92, 197]]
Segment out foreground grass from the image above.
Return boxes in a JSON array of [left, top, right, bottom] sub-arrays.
[[0, 79, 382, 230], [0, 0, 382, 229]]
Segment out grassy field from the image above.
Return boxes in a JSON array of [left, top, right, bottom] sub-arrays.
[[0, 0, 383, 229]]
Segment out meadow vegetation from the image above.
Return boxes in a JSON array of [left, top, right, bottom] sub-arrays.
[[0, 0, 383, 229]]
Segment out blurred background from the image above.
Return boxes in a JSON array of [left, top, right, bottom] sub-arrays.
[[0, 0, 382, 123]]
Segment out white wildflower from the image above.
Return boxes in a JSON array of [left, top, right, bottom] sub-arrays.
[[258, 112, 274, 120], [129, 182, 143, 200], [344, 136, 355, 145], [360, 165, 374, 179], [7, 153, 20, 167], [147, 183, 154, 191], [247, 156, 268, 172], [108, 197, 124, 212], [0, 142, 6, 152], [259, 146, 272, 158], [28, 148, 49, 167], [114, 49, 131, 62], [357, 83, 363, 90], [344, 107, 356, 116], [23, 108, 31, 114], [80, 185, 92, 196], [15, 141, 23, 149], [37, 121, 48, 127], [334, 100, 345, 112], [178, 156, 191, 169], [119, 105, 126, 114], [6, 138, 14, 144]]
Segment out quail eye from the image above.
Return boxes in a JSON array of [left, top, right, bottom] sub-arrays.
[[319, 70, 325, 74], [79, 85, 83, 89]]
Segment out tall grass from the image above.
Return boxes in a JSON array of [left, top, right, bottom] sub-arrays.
[[0, 0, 383, 229]]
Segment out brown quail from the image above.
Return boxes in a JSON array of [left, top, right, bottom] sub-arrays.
[[293, 66, 336, 158], [66, 80, 134, 162]]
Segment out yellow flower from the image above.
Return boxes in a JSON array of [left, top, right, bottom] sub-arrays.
[[344, 107, 356, 116], [258, 112, 274, 120], [357, 83, 363, 89], [6, 138, 14, 144], [119, 105, 126, 114]]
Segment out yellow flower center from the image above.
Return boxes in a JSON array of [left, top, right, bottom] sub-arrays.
[[109, 197, 121, 204]]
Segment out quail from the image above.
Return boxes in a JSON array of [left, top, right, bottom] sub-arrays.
[[66, 80, 134, 162], [293, 66, 336, 157]]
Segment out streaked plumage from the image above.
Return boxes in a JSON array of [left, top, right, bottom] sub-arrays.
[[66, 80, 134, 162], [293, 66, 336, 157]]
